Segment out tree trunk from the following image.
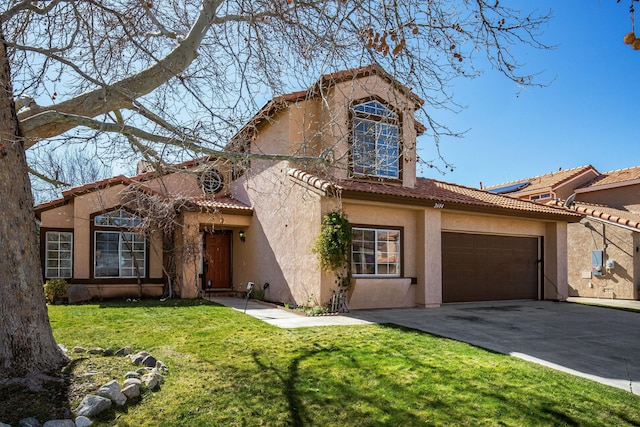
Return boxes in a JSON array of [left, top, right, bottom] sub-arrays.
[[0, 26, 69, 379]]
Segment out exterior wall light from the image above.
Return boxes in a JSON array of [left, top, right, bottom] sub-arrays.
[[239, 230, 245, 242]]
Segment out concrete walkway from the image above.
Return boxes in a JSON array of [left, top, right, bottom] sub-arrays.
[[567, 296, 640, 311], [211, 297, 640, 395], [209, 297, 373, 328]]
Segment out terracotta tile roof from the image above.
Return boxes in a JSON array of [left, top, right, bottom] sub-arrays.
[[35, 172, 253, 216], [129, 156, 218, 182], [60, 175, 134, 197], [34, 196, 67, 213], [35, 175, 139, 214], [227, 64, 426, 150], [548, 200, 640, 230], [576, 165, 640, 190], [485, 165, 598, 194], [184, 197, 253, 213], [287, 169, 338, 195], [317, 64, 425, 106], [288, 168, 583, 221]]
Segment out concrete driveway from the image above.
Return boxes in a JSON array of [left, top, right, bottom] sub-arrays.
[[347, 300, 640, 395]]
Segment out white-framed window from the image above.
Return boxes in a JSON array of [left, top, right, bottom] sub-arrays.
[[351, 100, 400, 179], [45, 231, 73, 278], [94, 231, 146, 278], [93, 209, 146, 278], [530, 193, 551, 201], [351, 227, 401, 276]]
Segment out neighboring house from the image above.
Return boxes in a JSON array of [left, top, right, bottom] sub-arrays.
[[484, 165, 600, 202], [35, 65, 582, 308], [487, 166, 640, 300]]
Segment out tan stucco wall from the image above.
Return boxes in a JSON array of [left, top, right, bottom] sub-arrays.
[[40, 202, 75, 228], [577, 183, 640, 212], [567, 219, 638, 299], [421, 209, 443, 307], [145, 172, 201, 198], [233, 161, 323, 306], [441, 212, 546, 236], [553, 170, 600, 201], [143, 163, 234, 199]]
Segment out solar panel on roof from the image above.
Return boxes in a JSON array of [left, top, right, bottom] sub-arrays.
[[487, 181, 530, 194]]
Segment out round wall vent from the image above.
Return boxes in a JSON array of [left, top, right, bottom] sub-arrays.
[[200, 169, 224, 194]]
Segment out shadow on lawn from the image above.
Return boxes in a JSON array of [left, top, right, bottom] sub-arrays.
[[252, 349, 324, 427], [251, 346, 427, 427], [0, 358, 87, 425]]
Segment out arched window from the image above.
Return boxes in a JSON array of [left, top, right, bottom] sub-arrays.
[[351, 100, 400, 179]]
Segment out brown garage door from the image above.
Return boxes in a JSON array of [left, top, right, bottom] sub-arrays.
[[442, 233, 539, 303]]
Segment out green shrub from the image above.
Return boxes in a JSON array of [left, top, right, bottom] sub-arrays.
[[43, 279, 69, 303], [312, 210, 353, 273]]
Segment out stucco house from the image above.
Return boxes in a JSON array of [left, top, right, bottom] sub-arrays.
[[487, 165, 640, 300], [35, 65, 582, 308]]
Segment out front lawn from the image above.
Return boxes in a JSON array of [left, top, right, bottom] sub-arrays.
[[3, 299, 640, 426]]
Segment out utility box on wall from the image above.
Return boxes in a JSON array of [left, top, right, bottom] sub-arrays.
[[592, 250, 603, 276]]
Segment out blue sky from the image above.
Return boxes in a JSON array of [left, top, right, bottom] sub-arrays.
[[418, 1, 639, 188]]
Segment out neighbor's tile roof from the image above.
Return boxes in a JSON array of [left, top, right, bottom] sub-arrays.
[[576, 165, 640, 190], [288, 169, 583, 221], [548, 200, 640, 230], [485, 165, 598, 194]]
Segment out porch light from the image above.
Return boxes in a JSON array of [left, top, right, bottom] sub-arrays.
[[239, 230, 245, 242]]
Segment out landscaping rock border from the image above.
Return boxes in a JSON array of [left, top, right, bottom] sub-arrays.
[[1, 346, 167, 427]]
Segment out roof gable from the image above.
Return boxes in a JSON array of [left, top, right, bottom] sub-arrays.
[[576, 165, 640, 192], [227, 64, 426, 150], [485, 165, 599, 195]]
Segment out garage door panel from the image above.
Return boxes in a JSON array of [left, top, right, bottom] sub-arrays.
[[442, 233, 539, 303]]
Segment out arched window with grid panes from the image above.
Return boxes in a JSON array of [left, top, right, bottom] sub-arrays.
[[350, 99, 400, 179]]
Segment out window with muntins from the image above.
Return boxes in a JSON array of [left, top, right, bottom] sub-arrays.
[[94, 209, 146, 278], [351, 227, 401, 276], [45, 231, 73, 278], [351, 100, 400, 179], [94, 208, 142, 228]]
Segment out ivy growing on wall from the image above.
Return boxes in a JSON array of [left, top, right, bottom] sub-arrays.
[[313, 210, 353, 286]]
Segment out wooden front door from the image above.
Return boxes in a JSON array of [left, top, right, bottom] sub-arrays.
[[204, 231, 232, 289]]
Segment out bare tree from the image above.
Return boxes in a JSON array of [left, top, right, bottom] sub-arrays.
[[1, 1, 551, 379], [29, 147, 113, 203]]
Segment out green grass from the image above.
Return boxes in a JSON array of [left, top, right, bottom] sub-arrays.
[[3, 299, 640, 426]]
